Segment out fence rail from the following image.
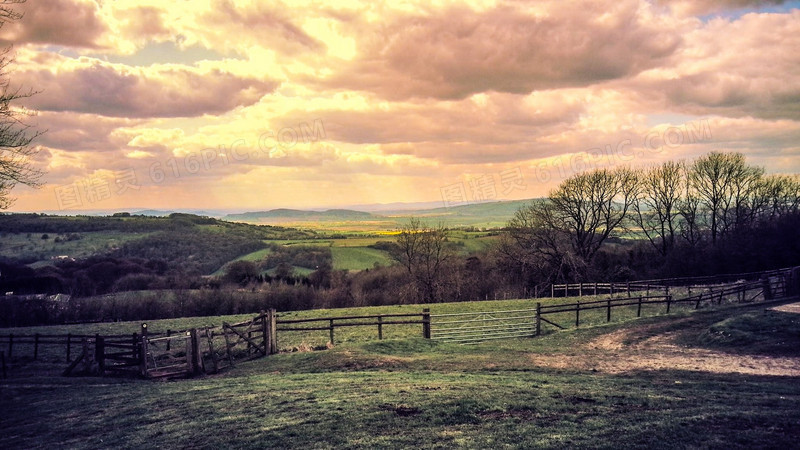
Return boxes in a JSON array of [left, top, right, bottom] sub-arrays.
[[536, 278, 773, 334], [550, 267, 795, 298], [276, 311, 429, 344]]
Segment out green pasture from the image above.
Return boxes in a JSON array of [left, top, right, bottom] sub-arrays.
[[2, 299, 799, 449]]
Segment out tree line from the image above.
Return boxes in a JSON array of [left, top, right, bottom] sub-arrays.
[[500, 152, 800, 287]]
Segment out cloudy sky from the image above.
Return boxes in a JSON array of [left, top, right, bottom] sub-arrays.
[[4, 0, 800, 212]]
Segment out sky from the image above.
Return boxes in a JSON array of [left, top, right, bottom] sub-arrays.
[[3, 0, 800, 212]]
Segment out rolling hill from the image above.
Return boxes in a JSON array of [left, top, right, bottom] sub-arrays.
[[223, 199, 536, 229]]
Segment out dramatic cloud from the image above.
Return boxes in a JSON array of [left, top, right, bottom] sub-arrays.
[[0, 0, 106, 48], [6, 0, 800, 212], [641, 10, 800, 120], [319, 1, 683, 100], [19, 54, 278, 118]]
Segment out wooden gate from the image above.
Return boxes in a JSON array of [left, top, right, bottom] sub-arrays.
[[201, 311, 277, 374], [141, 328, 200, 379], [430, 308, 538, 343]]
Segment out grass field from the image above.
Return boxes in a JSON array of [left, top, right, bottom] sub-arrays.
[[2, 299, 799, 449], [331, 246, 394, 270], [0, 287, 772, 358]]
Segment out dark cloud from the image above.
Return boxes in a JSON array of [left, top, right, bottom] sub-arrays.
[[0, 0, 106, 48], [317, 1, 681, 100], [33, 112, 140, 152], [21, 58, 279, 118]]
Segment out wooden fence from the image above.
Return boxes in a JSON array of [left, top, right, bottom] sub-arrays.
[[431, 274, 788, 343], [276, 311, 430, 344], [537, 277, 779, 334], [0, 309, 430, 379], [1, 266, 796, 374], [550, 267, 795, 298]]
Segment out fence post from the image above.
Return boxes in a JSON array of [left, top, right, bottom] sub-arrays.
[[422, 308, 431, 339], [666, 295, 672, 314], [761, 275, 773, 300], [260, 311, 268, 355], [34, 333, 40, 360], [575, 301, 580, 327], [551, 284, 554, 298], [95, 334, 105, 376], [627, 282, 631, 297], [637, 295, 642, 317], [536, 303, 541, 336], [329, 319, 335, 345], [206, 329, 218, 373], [378, 316, 383, 340], [606, 299, 612, 322], [610, 284, 614, 296], [186, 330, 196, 374], [594, 282, 598, 297], [188, 330, 201, 375], [578, 283, 582, 297], [140, 323, 149, 377], [269, 309, 278, 354]]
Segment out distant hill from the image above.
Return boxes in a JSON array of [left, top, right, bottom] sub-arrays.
[[225, 209, 376, 222], [224, 199, 538, 229], [385, 199, 533, 218]]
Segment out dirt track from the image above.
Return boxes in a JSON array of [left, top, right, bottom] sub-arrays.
[[529, 309, 800, 376]]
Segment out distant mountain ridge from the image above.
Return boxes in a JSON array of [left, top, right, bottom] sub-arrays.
[[225, 209, 376, 222], [223, 199, 536, 228]]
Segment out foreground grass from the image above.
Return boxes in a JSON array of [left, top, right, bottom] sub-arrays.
[[3, 304, 799, 449]]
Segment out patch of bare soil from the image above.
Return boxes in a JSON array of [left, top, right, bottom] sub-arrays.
[[529, 314, 800, 376]]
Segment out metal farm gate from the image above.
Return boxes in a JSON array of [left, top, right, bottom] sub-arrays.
[[429, 308, 538, 343]]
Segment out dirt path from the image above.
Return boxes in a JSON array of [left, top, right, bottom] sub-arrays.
[[529, 316, 800, 376]]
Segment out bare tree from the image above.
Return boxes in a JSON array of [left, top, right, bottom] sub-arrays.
[[500, 199, 584, 284], [503, 167, 639, 284], [752, 174, 800, 223], [549, 167, 639, 262], [688, 152, 763, 244], [0, 0, 43, 209], [678, 163, 703, 248], [395, 218, 452, 302], [633, 161, 684, 256]]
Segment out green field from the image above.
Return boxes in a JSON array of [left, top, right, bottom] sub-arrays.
[[2, 299, 799, 449], [331, 246, 393, 270]]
